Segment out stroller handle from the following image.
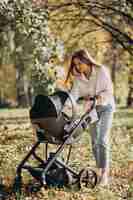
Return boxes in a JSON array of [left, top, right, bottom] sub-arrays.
[[63, 96, 97, 136]]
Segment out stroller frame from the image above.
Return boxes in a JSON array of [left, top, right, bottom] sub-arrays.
[[13, 97, 97, 194]]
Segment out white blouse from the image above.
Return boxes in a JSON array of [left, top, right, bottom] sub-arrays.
[[70, 65, 115, 111]]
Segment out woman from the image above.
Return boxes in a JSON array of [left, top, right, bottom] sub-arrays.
[[63, 49, 115, 186]]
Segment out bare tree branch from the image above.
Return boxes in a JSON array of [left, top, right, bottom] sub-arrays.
[[88, 11, 133, 55], [94, 2, 133, 22], [47, 1, 133, 55], [47, 2, 76, 11]]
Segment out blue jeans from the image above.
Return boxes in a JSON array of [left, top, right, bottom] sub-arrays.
[[90, 104, 113, 169]]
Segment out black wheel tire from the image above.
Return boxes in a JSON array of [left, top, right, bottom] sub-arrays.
[[79, 168, 97, 189]]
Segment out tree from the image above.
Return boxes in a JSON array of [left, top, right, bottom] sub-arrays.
[[127, 56, 133, 107], [48, 0, 133, 55], [47, 0, 133, 106], [0, 0, 64, 107]]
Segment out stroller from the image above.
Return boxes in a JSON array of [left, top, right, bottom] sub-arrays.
[[13, 90, 97, 194]]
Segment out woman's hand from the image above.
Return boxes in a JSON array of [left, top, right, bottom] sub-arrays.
[[96, 95, 102, 105], [84, 95, 102, 111]]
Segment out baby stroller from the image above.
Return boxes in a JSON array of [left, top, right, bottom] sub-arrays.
[[13, 90, 97, 194]]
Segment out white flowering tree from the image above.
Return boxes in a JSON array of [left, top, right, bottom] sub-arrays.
[[15, 0, 65, 98], [0, 0, 64, 106]]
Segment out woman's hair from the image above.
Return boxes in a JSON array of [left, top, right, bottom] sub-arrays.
[[65, 49, 100, 83]]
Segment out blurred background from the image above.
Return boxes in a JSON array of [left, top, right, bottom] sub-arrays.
[[0, 0, 132, 108], [0, 1, 132, 199]]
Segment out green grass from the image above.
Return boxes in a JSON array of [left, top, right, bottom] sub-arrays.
[[0, 106, 133, 125], [0, 107, 132, 199], [113, 107, 133, 128]]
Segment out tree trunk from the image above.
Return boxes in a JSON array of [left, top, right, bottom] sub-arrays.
[[16, 64, 29, 107], [111, 49, 117, 102], [127, 68, 133, 107]]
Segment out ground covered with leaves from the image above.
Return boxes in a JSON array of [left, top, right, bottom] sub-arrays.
[[0, 108, 132, 200]]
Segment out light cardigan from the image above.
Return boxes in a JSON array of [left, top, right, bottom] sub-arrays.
[[70, 65, 115, 112]]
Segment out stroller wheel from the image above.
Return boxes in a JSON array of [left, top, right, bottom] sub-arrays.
[[79, 168, 97, 189]]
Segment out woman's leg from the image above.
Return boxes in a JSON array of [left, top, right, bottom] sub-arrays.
[[90, 105, 113, 185]]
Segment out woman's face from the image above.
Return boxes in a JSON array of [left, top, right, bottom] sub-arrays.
[[72, 57, 90, 76]]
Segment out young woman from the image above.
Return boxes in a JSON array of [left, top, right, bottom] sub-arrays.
[[63, 49, 115, 186]]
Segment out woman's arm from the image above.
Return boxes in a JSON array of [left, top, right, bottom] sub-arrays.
[[96, 66, 114, 105]]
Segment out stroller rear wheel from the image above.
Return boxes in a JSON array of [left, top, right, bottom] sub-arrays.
[[79, 168, 97, 189]]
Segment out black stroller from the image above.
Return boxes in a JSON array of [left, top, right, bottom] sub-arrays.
[[13, 90, 97, 194]]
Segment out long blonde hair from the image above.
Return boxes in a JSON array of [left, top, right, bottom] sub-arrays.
[[65, 49, 101, 86]]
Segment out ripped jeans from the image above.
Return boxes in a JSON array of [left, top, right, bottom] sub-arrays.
[[90, 104, 114, 169]]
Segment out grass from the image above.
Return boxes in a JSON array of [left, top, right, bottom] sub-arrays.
[[0, 107, 132, 199], [113, 107, 133, 128]]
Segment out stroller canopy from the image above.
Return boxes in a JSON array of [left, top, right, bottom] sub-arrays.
[[30, 90, 83, 143], [30, 91, 73, 119]]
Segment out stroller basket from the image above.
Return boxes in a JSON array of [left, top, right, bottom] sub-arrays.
[[30, 91, 83, 143]]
